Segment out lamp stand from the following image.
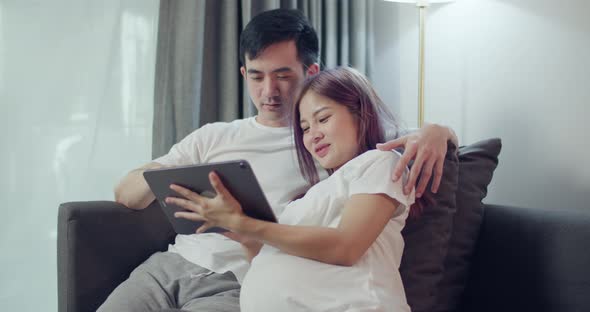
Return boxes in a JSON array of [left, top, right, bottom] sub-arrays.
[[386, 0, 454, 127], [418, 5, 426, 128]]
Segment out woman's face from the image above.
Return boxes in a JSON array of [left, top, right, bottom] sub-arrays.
[[299, 91, 359, 170]]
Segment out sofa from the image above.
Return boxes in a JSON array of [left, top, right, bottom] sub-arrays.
[[57, 200, 590, 312]]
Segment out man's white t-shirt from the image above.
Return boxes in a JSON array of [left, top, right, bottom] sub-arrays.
[[240, 150, 415, 312], [153, 117, 317, 282]]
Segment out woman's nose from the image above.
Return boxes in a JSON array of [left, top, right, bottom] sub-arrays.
[[310, 127, 324, 142]]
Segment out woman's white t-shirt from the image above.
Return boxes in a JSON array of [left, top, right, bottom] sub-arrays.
[[240, 150, 415, 312]]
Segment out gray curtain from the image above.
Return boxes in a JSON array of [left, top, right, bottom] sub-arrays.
[[152, 0, 375, 158]]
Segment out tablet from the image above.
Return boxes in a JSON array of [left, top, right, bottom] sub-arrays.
[[143, 160, 277, 235]]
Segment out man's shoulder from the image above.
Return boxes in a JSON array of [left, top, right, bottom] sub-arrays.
[[205, 117, 252, 130], [185, 117, 253, 137]]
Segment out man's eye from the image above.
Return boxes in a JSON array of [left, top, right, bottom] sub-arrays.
[[277, 76, 290, 80], [250, 76, 263, 81]]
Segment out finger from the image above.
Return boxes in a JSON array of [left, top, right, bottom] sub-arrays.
[[405, 152, 425, 195], [166, 196, 203, 214], [376, 137, 406, 151], [174, 211, 207, 222], [430, 159, 444, 194], [196, 222, 213, 234], [208, 171, 232, 199], [415, 159, 435, 198], [170, 184, 205, 206], [392, 142, 417, 181]]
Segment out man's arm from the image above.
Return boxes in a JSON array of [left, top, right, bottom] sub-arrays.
[[114, 162, 164, 210], [377, 123, 458, 198]]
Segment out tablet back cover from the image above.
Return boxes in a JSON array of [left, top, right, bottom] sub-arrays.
[[143, 160, 276, 235]]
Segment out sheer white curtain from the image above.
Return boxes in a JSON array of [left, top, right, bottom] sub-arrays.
[[0, 1, 159, 311]]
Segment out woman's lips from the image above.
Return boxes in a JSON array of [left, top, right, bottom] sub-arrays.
[[315, 144, 330, 158]]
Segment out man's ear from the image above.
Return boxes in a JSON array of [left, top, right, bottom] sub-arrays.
[[306, 63, 320, 76], [240, 66, 246, 78]]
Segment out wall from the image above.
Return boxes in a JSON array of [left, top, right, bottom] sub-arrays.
[[373, 0, 590, 210], [0, 1, 159, 311]]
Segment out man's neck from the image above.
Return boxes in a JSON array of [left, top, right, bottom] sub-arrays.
[[255, 116, 289, 128]]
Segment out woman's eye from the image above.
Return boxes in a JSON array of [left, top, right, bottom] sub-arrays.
[[302, 127, 310, 133], [319, 116, 330, 123]]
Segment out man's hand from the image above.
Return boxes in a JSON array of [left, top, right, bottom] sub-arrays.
[[377, 123, 457, 198]]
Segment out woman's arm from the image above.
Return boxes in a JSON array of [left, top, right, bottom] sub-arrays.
[[222, 232, 263, 263], [169, 172, 400, 266], [236, 193, 399, 266]]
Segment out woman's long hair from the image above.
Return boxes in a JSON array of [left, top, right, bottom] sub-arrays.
[[292, 67, 398, 185], [292, 66, 428, 216]]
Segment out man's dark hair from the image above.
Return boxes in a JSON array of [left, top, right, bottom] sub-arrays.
[[239, 9, 319, 68]]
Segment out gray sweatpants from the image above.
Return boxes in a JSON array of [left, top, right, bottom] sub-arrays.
[[97, 252, 240, 312]]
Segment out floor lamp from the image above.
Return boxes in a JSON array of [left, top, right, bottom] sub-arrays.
[[384, 0, 454, 127]]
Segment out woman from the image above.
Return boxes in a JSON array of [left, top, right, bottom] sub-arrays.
[[169, 67, 415, 311]]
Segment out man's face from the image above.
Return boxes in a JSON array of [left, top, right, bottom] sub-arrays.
[[241, 40, 319, 127]]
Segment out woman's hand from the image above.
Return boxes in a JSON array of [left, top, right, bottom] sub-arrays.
[[223, 232, 263, 262], [166, 171, 245, 233]]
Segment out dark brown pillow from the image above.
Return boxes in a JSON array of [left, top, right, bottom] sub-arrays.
[[400, 142, 459, 312], [434, 138, 502, 312]]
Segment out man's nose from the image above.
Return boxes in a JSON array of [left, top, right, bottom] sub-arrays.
[[262, 77, 279, 98]]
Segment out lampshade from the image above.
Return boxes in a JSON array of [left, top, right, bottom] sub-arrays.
[[384, 0, 453, 7]]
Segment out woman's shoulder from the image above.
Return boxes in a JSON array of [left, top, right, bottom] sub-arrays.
[[336, 149, 402, 180], [349, 149, 402, 168], [337, 149, 414, 209]]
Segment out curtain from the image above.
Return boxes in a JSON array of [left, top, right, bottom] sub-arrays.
[[0, 1, 159, 311], [152, 0, 375, 158]]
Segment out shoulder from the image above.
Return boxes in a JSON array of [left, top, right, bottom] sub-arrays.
[[345, 149, 402, 171], [183, 118, 251, 139], [202, 117, 251, 132], [337, 149, 408, 184], [341, 150, 414, 211]]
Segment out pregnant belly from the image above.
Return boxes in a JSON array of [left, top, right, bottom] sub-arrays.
[[240, 252, 380, 312]]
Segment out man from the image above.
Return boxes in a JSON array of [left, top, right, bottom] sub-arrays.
[[99, 9, 457, 312]]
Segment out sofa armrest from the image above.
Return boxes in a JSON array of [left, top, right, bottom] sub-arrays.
[[57, 201, 175, 312], [459, 204, 590, 312]]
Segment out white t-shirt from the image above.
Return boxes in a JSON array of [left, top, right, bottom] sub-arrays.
[[240, 150, 415, 312], [153, 117, 317, 282]]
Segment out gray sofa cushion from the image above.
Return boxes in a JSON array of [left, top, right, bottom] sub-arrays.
[[435, 138, 502, 312], [400, 142, 459, 312], [459, 205, 590, 312]]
